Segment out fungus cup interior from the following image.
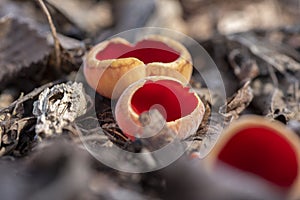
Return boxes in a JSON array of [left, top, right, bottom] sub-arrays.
[[216, 126, 298, 189], [96, 39, 180, 64], [131, 80, 198, 122]]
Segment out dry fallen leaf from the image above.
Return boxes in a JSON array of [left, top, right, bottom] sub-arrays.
[[220, 81, 254, 119], [0, 17, 51, 86], [228, 34, 300, 75]]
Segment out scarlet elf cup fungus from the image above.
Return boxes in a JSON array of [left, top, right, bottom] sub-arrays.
[[115, 76, 205, 140], [205, 116, 300, 199], [83, 35, 193, 99]]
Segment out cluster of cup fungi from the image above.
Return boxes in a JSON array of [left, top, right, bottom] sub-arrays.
[[83, 35, 300, 199]]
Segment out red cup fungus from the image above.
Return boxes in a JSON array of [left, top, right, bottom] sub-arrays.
[[84, 35, 192, 99], [115, 76, 205, 140], [205, 116, 300, 199]]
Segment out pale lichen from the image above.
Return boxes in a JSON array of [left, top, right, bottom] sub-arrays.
[[33, 82, 86, 136]]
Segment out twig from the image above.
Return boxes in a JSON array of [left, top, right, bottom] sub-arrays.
[[0, 81, 62, 114], [37, 0, 62, 71]]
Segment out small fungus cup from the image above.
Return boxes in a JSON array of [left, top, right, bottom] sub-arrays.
[[205, 116, 300, 199], [84, 35, 192, 99], [115, 76, 205, 141]]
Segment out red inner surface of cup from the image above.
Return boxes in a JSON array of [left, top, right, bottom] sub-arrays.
[[130, 80, 198, 122], [217, 126, 298, 188], [96, 39, 180, 64]]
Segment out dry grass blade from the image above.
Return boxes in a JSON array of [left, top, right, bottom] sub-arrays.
[[37, 0, 62, 71]]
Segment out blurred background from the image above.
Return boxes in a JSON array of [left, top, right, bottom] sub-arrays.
[[1, 0, 300, 41]]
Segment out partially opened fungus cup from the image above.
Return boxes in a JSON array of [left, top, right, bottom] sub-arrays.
[[84, 35, 193, 99], [205, 116, 300, 199], [115, 76, 205, 141]]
